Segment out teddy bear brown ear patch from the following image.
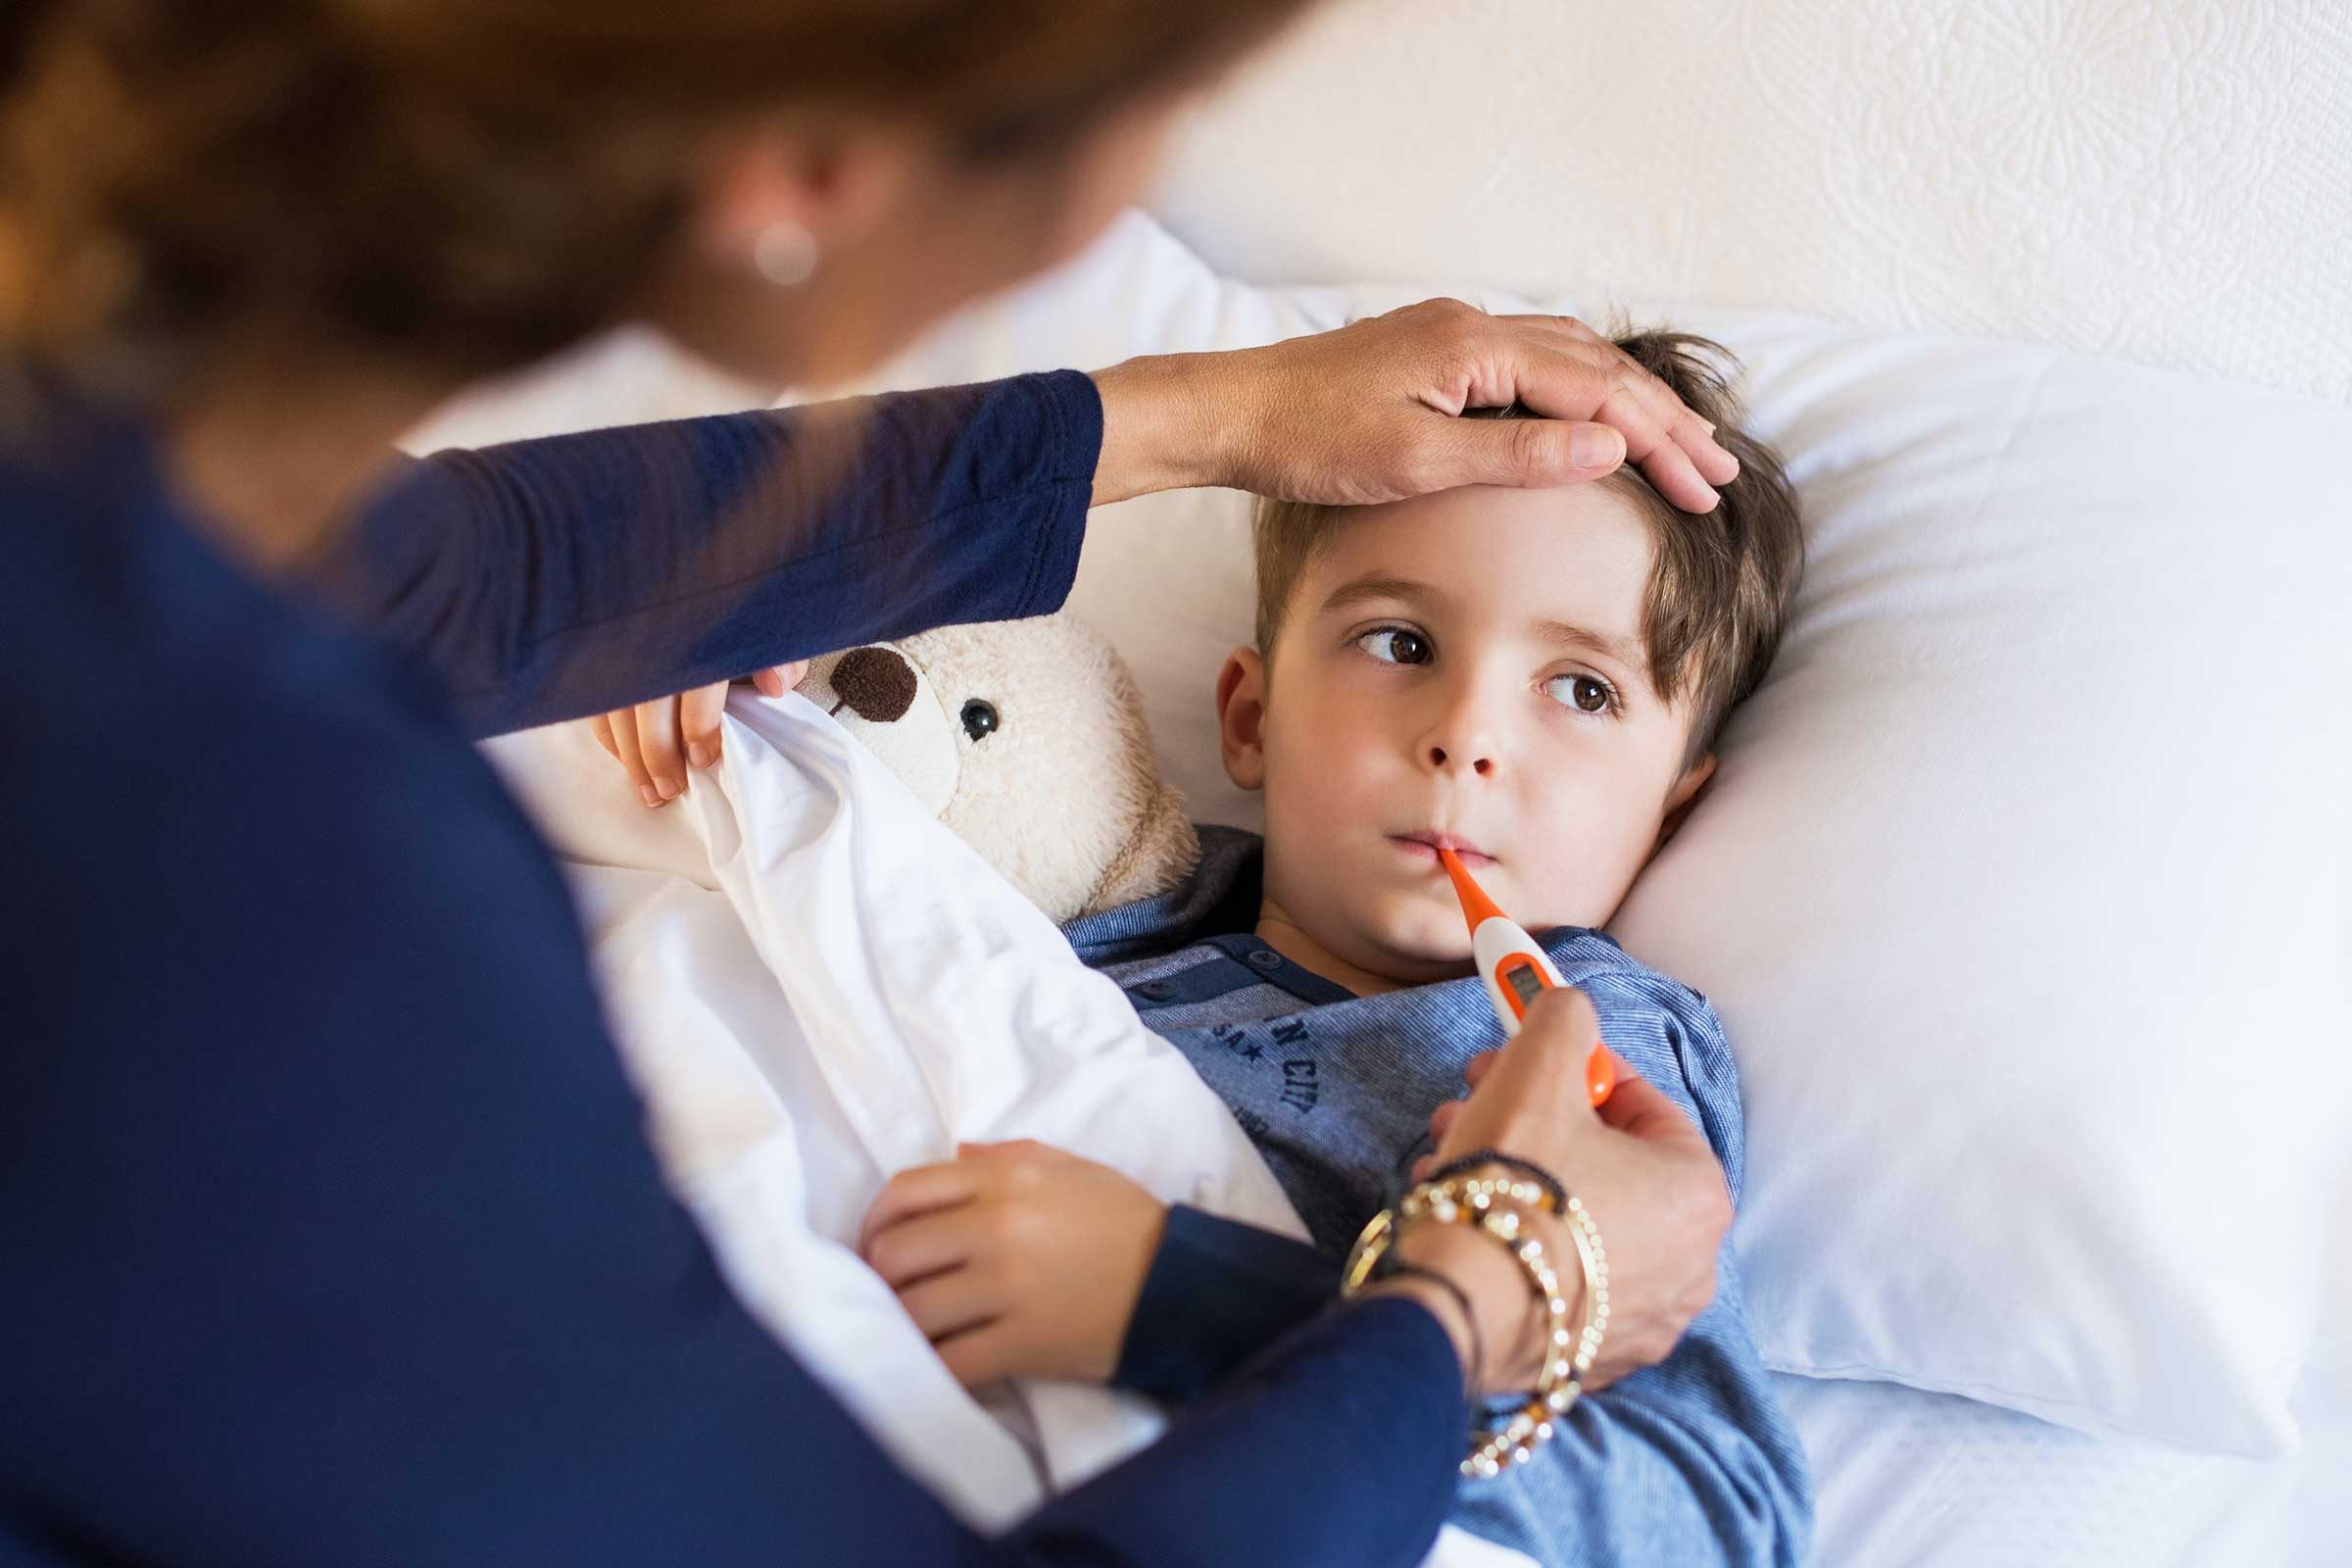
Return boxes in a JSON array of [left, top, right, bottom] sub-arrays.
[[832, 645, 919, 722]]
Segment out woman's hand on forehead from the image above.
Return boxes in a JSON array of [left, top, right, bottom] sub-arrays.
[[1152, 299, 1740, 512]]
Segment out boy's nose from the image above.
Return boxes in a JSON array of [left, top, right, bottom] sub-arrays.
[[1420, 675, 1503, 778], [1425, 741, 1496, 778]]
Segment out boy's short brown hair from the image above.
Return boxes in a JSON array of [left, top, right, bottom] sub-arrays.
[[1250, 330, 1803, 772]]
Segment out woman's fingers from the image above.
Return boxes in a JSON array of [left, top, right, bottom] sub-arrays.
[[750, 660, 810, 699], [1593, 1069, 1708, 1149], [1512, 343, 1719, 513], [1427, 339, 1717, 512], [678, 681, 728, 769], [1497, 315, 1740, 488], [603, 708, 662, 808], [632, 697, 684, 801], [1430, 989, 1604, 1167], [590, 663, 811, 801]]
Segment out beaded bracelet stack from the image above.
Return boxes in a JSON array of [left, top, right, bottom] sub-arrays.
[[1340, 1152, 1609, 1481]]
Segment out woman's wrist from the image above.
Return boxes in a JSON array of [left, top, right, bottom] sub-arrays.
[[1409, 1183, 1592, 1391], [1088, 353, 1236, 506]]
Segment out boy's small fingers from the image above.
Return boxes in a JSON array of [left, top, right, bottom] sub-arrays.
[[957, 1139, 1056, 1165], [1426, 1100, 1463, 1145], [858, 1162, 979, 1254], [898, 1268, 1000, 1344], [934, 1322, 1016, 1390], [588, 712, 619, 761], [1461, 1050, 1501, 1088], [864, 1210, 977, 1289]]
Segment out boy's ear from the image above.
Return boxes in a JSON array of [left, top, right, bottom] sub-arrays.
[[1215, 647, 1268, 793], [1655, 752, 1718, 850]]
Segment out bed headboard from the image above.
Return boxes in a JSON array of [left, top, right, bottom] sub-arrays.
[[1152, 0, 2352, 404]]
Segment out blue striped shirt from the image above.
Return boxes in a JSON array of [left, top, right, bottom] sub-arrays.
[[1077, 827, 1814, 1566]]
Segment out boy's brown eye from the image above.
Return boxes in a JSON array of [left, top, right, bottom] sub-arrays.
[[1357, 628, 1431, 665], [1545, 672, 1616, 713]]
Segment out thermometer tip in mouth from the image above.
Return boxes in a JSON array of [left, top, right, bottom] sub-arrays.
[[1437, 845, 1506, 937]]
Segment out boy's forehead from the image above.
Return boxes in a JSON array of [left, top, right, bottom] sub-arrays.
[[1301, 482, 1656, 648]]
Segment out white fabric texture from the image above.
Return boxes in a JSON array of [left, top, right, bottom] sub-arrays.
[[479, 698, 1310, 1527], [1155, 0, 2352, 405], [812, 212, 2352, 1459], [1768, 1364, 2352, 1567], [482, 695, 1529, 1568]]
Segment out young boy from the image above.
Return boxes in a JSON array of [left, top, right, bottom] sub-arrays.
[[865, 332, 1812, 1566]]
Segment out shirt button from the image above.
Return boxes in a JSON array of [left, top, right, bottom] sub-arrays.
[[1134, 980, 1176, 1002], [1247, 949, 1283, 971]]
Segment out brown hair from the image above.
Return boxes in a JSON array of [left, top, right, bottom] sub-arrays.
[[0, 0, 1307, 391], [1251, 330, 1804, 772]]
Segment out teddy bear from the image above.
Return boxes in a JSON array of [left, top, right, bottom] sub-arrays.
[[795, 612, 1199, 925]]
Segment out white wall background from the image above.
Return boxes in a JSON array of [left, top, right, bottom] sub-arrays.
[[1152, 0, 2352, 404]]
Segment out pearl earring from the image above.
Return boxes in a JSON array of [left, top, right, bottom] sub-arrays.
[[751, 220, 819, 287]]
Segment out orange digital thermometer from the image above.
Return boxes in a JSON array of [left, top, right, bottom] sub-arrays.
[[1438, 847, 1617, 1107]]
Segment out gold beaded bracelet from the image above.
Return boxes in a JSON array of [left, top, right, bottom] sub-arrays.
[[1341, 1173, 1609, 1480]]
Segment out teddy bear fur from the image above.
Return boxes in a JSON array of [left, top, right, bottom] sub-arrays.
[[798, 613, 1199, 925]]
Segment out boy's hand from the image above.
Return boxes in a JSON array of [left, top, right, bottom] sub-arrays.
[[857, 1140, 1170, 1388]]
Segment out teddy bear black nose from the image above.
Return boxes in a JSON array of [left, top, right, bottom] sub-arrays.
[[831, 645, 918, 723]]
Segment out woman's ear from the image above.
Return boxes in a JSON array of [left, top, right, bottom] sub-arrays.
[[1655, 752, 1718, 850], [1214, 647, 1268, 792], [686, 114, 920, 273]]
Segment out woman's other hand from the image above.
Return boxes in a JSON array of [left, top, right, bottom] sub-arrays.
[[1091, 299, 1741, 514], [857, 1140, 1169, 1388], [1395, 987, 1734, 1396], [589, 661, 808, 807]]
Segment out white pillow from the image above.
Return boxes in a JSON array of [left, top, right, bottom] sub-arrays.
[[841, 213, 2352, 1456]]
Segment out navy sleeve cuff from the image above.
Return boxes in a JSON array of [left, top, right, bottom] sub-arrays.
[[1007, 368, 1099, 620], [1113, 1203, 1339, 1404]]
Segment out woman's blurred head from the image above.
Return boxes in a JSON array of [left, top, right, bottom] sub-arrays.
[[0, 0, 1309, 400]]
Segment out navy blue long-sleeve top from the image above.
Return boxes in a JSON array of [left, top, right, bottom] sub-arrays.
[[0, 370, 1467, 1566]]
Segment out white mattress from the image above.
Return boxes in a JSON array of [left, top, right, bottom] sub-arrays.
[[1777, 1367, 2351, 1566]]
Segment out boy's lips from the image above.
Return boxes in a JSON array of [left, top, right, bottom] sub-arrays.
[[1389, 832, 1494, 868]]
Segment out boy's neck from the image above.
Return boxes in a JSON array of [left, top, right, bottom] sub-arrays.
[[1254, 898, 1415, 998]]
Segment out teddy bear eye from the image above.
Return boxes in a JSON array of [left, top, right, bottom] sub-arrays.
[[959, 700, 1001, 741]]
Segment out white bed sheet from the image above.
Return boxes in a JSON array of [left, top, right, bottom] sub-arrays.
[[1778, 1366, 2349, 1566]]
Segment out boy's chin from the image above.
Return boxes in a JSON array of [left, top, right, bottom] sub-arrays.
[[1355, 906, 1478, 978]]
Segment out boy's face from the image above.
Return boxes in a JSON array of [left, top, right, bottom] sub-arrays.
[[1219, 482, 1715, 988]]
